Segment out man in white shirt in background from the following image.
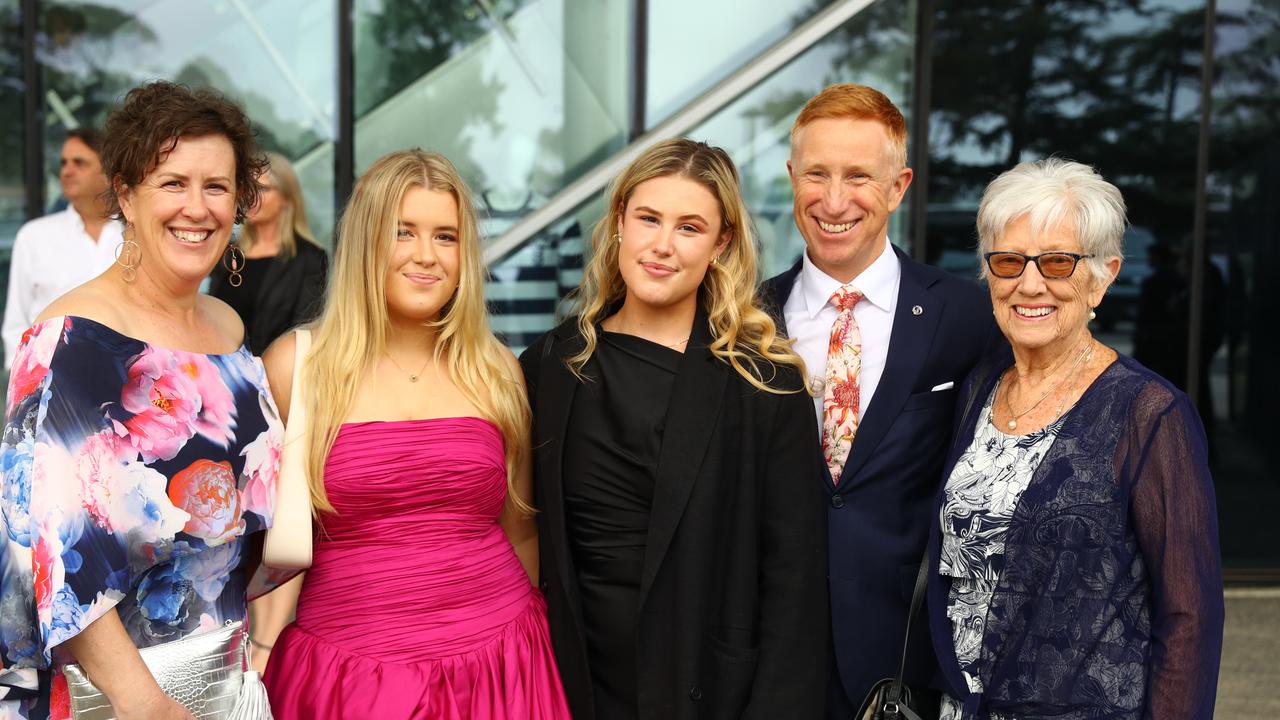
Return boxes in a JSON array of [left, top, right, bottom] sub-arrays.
[[3, 128, 122, 367]]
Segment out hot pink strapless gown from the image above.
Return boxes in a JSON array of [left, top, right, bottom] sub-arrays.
[[262, 418, 569, 719]]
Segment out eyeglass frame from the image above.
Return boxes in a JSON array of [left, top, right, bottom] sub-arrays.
[[982, 251, 1096, 279]]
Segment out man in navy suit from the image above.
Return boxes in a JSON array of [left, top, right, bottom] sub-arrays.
[[758, 84, 1002, 718]]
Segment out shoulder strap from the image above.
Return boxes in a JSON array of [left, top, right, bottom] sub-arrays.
[[896, 555, 930, 685], [288, 329, 311, 424], [262, 329, 314, 569]]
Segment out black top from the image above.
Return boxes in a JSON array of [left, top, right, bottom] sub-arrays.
[[208, 241, 329, 355], [562, 331, 680, 719], [215, 257, 273, 334]]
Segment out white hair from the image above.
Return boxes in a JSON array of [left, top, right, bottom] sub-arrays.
[[976, 157, 1127, 284]]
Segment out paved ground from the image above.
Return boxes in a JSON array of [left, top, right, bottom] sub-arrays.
[[1218, 589, 1280, 718]]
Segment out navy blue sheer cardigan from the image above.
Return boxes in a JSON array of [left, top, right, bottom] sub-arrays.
[[926, 350, 1224, 719]]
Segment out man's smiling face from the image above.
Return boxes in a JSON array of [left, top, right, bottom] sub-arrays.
[[787, 117, 912, 283]]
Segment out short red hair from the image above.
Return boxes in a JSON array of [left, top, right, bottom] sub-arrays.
[[791, 84, 908, 169]]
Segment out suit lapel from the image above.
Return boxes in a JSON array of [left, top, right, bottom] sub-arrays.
[[637, 311, 729, 610], [537, 325, 587, 624], [760, 258, 802, 338], [837, 251, 941, 488]]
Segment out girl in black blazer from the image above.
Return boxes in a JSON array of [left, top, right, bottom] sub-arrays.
[[519, 138, 828, 720]]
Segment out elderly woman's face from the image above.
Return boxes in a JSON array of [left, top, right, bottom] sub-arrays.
[[118, 134, 237, 288], [987, 216, 1117, 354]]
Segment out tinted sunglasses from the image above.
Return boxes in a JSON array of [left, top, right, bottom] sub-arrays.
[[983, 251, 1094, 279]]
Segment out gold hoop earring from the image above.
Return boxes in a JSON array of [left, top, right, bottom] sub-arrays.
[[710, 255, 722, 269], [223, 243, 245, 288], [114, 230, 141, 283]]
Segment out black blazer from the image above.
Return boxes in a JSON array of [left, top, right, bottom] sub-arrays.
[[757, 247, 1004, 709], [209, 241, 328, 355], [519, 309, 829, 720]]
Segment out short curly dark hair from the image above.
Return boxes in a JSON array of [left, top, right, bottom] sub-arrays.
[[100, 81, 268, 224]]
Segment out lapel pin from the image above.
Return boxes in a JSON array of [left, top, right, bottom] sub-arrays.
[[912, 305, 923, 316]]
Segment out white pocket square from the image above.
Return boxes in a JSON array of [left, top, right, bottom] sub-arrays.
[[930, 381, 955, 392]]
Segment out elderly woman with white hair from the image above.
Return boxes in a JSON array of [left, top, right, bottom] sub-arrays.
[[925, 158, 1224, 719]]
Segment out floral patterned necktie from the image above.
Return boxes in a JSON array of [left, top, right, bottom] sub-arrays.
[[822, 285, 864, 484]]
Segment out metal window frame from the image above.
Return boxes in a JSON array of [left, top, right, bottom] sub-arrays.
[[909, 0, 933, 263], [335, 0, 355, 215], [481, 0, 879, 266], [21, 0, 42, 220], [1186, 0, 1216, 409]]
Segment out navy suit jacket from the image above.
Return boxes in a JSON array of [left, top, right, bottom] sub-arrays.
[[758, 246, 1003, 708]]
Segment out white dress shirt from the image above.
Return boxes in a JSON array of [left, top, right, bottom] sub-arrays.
[[3, 207, 122, 367], [783, 238, 901, 432]]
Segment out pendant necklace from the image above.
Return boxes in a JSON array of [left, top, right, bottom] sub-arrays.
[[1003, 339, 1093, 431], [385, 351, 432, 383]]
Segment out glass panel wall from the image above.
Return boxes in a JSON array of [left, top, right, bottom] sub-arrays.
[[0, 0, 22, 397], [487, 0, 916, 349], [0, 0, 24, 326], [37, 0, 337, 242], [925, 0, 1206, 359], [644, 0, 838, 127], [353, 0, 630, 244], [1206, 0, 1280, 572]]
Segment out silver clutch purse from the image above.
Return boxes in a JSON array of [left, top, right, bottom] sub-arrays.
[[62, 620, 272, 720]]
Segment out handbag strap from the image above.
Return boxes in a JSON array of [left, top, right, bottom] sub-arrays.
[[884, 553, 930, 710], [262, 329, 314, 569], [288, 329, 311, 424]]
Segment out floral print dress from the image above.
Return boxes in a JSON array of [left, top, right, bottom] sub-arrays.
[[938, 382, 1063, 720], [0, 316, 283, 720]]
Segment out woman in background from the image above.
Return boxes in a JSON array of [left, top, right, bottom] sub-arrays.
[[252, 149, 569, 718], [521, 138, 828, 719], [209, 152, 327, 355]]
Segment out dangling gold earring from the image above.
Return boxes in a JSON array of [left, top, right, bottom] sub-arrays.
[[115, 223, 141, 283], [223, 243, 245, 288], [613, 233, 622, 244]]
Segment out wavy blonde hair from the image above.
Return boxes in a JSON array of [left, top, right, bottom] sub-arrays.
[[240, 152, 320, 259], [568, 138, 807, 393], [302, 149, 531, 514]]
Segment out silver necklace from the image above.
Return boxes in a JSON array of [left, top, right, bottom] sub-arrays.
[[384, 352, 431, 382], [655, 335, 690, 349], [1002, 339, 1093, 431]]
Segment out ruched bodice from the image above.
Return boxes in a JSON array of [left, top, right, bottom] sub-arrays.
[[264, 417, 569, 719], [296, 417, 534, 661]]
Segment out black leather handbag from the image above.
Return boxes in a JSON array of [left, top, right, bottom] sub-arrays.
[[855, 557, 929, 720]]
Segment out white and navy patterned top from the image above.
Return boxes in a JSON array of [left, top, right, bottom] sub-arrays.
[[938, 381, 1064, 720]]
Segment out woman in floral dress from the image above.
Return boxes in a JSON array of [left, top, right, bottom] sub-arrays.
[[0, 82, 281, 720]]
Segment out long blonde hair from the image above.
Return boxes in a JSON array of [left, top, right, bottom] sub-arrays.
[[569, 138, 806, 393], [302, 149, 531, 514], [240, 152, 320, 258]]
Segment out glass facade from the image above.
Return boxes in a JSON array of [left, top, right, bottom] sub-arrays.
[[0, 0, 1273, 573], [1207, 0, 1280, 572], [36, 0, 337, 241], [0, 0, 23, 323], [353, 0, 631, 236]]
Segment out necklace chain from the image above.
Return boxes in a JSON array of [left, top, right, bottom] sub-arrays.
[[655, 335, 691, 349], [384, 351, 432, 383], [1002, 339, 1094, 431]]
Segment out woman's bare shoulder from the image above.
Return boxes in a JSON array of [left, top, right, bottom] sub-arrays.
[[36, 281, 129, 329]]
